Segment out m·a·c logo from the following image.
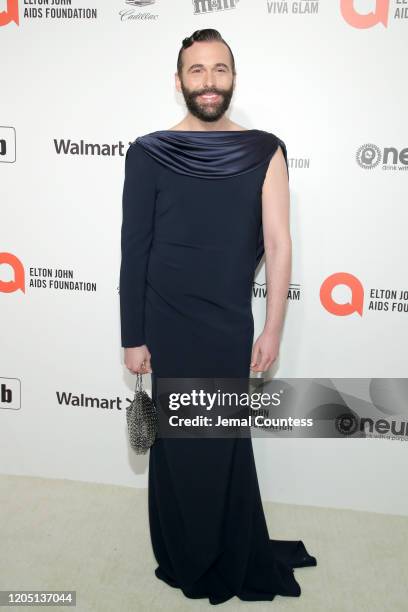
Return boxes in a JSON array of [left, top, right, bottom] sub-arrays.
[[0, 0, 19, 26], [320, 272, 364, 317], [0, 253, 25, 294], [340, 0, 389, 28]]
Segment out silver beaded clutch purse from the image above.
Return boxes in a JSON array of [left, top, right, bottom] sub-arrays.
[[126, 373, 158, 454]]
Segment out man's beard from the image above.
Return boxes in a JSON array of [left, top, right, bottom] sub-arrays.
[[179, 80, 234, 123]]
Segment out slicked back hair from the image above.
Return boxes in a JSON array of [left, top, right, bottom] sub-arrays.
[[177, 29, 236, 77]]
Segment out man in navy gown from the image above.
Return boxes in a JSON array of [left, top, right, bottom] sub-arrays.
[[119, 28, 316, 605]]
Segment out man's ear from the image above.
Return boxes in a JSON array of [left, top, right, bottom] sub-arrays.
[[175, 72, 181, 93]]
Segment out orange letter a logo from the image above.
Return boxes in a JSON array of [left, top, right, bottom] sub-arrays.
[[340, 0, 389, 28], [0, 0, 19, 27], [320, 272, 364, 316]]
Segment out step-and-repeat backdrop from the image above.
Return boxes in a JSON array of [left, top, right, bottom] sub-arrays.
[[1, 1, 407, 515]]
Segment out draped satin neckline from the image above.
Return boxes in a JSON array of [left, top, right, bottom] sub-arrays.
[[133, 129, 288, 179]]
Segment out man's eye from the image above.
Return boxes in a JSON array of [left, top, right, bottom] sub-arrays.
[[191, 68, 226, 73]]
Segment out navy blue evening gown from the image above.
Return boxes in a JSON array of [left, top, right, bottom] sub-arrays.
[[119, 129, 317, 605]]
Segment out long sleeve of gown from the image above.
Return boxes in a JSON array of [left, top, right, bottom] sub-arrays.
[[119, 142, 157, 348]]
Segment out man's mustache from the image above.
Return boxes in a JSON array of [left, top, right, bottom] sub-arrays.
[[193, 90, 225, 97]]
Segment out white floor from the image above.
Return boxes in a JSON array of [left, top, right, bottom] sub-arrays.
[[1, 474, 407, 611]]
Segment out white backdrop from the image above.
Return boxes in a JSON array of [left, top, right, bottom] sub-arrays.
[[1, 0, 407, 515]]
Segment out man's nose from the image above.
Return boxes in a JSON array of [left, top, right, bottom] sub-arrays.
[[202, 72, 215, 89]]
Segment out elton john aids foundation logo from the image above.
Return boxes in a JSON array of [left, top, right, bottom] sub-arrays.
[[320, 273, 364, 317], [0, 252, 96, 293], [340, 0, 389, 28], [0, 253, 25, 293], [1, 0, 99, 25], [0, 0, 19, 26], [320, 273, 408, 317]]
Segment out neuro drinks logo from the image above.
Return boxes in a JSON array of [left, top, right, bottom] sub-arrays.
[[356, 143, 408, 172], [193, 0, 238, 15], [320, 272, 408, 317], [356, 143, 382, 170]]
